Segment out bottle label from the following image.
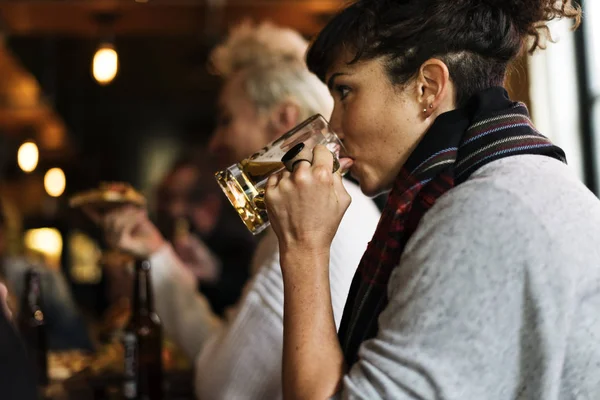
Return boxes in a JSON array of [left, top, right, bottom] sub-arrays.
[[123, 332, 137, 399]]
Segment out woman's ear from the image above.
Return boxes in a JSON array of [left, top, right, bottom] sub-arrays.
[[416, 59, 455, 116], [267, 101, 301, 139]]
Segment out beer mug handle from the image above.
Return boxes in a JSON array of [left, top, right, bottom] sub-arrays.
[[282, 143, 340, 173]]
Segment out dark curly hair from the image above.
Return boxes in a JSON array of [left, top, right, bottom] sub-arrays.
[[307, 0, 581, 107]]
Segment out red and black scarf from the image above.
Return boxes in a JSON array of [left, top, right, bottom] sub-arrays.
[[338, 87, 566, 365]]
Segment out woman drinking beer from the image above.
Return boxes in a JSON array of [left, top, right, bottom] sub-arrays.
[[265, 0, 600, 399]]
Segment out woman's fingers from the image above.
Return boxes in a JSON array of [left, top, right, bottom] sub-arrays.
[[311, 145, 335, 173]]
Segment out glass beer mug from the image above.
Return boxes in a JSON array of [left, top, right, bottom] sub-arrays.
[[215, 114, 347, 235]]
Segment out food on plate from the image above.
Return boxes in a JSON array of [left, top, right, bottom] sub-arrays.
[[69, 182, 146, 211]]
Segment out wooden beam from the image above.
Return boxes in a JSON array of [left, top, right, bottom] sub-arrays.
[[0, 0, 343, 37], [0, 41, 41, 108], [0, 106, 51, 133], [0, 42, 68, 150]]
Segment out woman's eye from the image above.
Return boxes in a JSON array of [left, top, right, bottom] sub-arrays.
[[335, 85, 351, 100]]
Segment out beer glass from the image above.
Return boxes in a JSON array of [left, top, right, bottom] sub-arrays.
[[215, 114, 347, 235]]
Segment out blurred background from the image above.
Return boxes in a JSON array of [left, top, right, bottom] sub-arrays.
[[0, 0, 597, 350], [0, 0, 355, 321]]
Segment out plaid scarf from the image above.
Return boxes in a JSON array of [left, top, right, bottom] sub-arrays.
[[338, 87, 567, 366]]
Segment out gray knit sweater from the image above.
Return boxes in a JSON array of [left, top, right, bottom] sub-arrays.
[[338, 155, 600, 399]]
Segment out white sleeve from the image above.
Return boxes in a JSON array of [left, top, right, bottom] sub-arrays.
[[149, 245, 222, 362], [149, 238, 288, 400], [193, 231, 285, 400]]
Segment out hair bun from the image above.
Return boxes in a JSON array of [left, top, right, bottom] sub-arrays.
[[479, 0, 581, 52], [208, 20, 309, 77]]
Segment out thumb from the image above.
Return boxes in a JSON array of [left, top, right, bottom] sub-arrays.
[[338, 157, 354, 175], [119, 230, 147, 258], [333, 174, 352, 209]]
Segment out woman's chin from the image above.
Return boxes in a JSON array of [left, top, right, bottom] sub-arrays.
[[352, 169, 389, 198], [356, 177, 383, 198]]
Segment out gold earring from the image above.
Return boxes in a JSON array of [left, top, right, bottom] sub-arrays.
[[423, 108, 427, 113]]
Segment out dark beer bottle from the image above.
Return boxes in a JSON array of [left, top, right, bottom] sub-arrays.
[[17, 269, 48, 387], [123, 259, 163, 400]]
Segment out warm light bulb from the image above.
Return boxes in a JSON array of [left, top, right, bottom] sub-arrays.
[[44, 168, 66, 197], [17, 141, 39, 172], [24, 228, 63, 260], [92, 43, 119, 85]]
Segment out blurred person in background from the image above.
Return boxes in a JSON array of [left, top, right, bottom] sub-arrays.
[[154, 151, 256, 316], [0, 198, 92, 351], [94, 21, 381, 399], [0, 281, 38, 400]]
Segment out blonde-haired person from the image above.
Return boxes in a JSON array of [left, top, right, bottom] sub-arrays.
[[96, 21, 380, 399], [207, 20, 335, 167]]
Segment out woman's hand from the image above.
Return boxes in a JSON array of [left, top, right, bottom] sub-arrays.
[[265, 145, 354, 253]]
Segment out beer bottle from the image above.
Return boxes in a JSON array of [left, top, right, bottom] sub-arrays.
[[17, 269, 48, 387], [123, 259, 163, 400]]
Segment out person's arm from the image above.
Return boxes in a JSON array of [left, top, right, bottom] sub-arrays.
[[99, 206, 223, 361], [193, 184, 379, 400], [191, 178, 380, 400], [279, 181, 382, 399], [264, 147, 360, 399], [183, 229, 254, 316], [193, 231, 286, 399], [280, 247, 346, 399], [149, 245, 222, 361]]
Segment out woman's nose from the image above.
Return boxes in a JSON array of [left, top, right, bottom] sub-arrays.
[[329, 107, 343, 137]]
